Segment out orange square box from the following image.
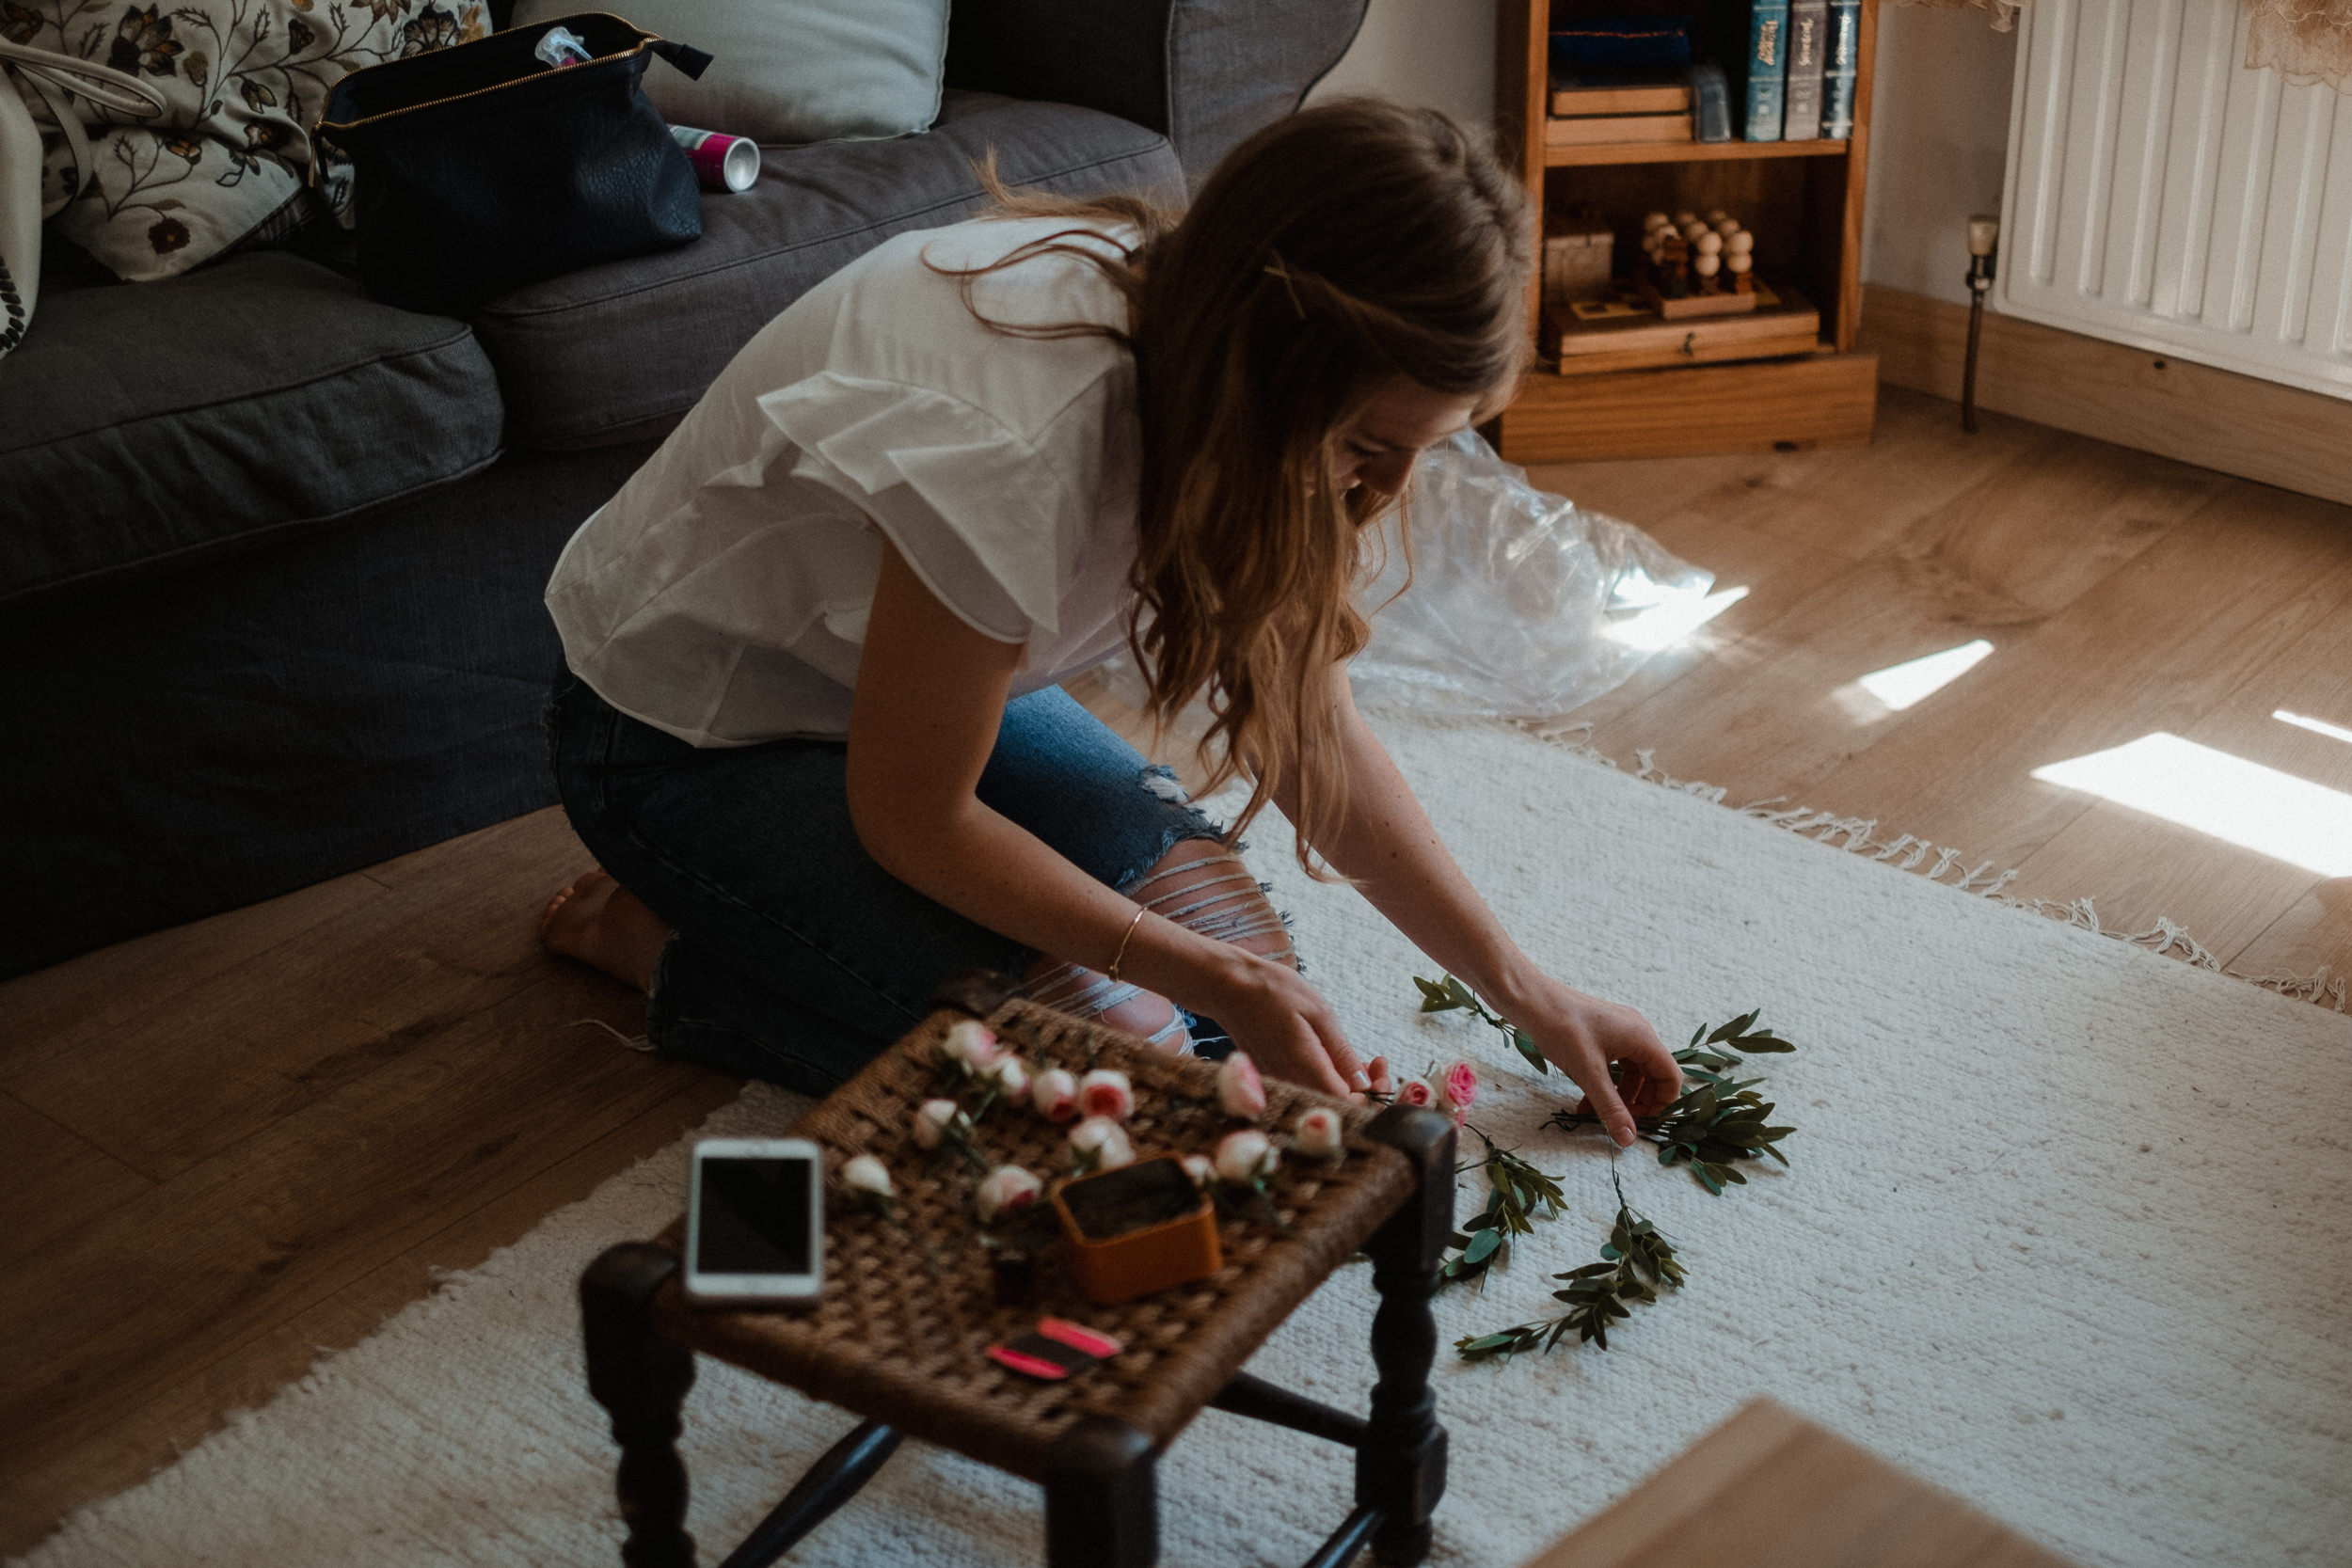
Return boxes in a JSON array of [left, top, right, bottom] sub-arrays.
[[1051, 1154, 1224, 1306]]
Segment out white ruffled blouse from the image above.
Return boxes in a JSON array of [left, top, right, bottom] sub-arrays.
[[545, 216, 1141, 747]]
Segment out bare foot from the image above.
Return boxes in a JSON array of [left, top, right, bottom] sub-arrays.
[[540, 868, 672, 993]]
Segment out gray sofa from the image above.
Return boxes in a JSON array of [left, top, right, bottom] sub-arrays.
[[0, 0, 1368, 977]]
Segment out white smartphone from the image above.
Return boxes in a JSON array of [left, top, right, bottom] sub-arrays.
[[683, 1137, 824, 1305]]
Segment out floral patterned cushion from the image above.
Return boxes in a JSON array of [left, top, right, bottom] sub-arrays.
[[5, 0, 487, 281]]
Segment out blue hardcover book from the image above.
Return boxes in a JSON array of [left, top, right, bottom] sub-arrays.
[[1743, 0, 1790, 141], [1821, 0, 1862, 139], [1782, 0, 1828, 139], [1690, 60, 1732, 142]]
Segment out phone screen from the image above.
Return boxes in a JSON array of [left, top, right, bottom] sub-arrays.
[[695, 1156, 814, 1275]]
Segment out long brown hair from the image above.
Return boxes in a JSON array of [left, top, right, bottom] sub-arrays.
[[933, 100, 1532, 873]]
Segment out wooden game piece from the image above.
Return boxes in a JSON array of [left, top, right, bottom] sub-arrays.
[[1659, 230, 1690, 296], [1696, 230, 1724, 257], [1672, 209, 1698, 230], [1714, 216, 1742, 238], [1643, 211, 1671, 234], [1704, 207, 1728, 224], [1693, 251, 1722, 293], [1680, 220, 1708, 243], [1728, 249, 1755, 293], [1728, 230, 1755, 257]]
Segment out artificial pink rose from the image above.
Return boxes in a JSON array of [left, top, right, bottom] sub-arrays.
[[1214, 1129, 1279, 1184], [1293, 1107, 1344, 1160], [1030, 1068, 1079, 1122], [1068, 1116, 1135, 1174], [985, 1054, 1030, 1105], [913, 1098, 965, 1150], [1078, 1068, 1135, 1122], [1216, 1051, 1266, 1119], [1180, 1152, 1216, 1188], [839, 1153, 893, 1199], [1438, 1061, 1479, 1124], [1393, 1078, 1436, 1109], [975, 1164, 1042, 1223], [941, 1020, 1002, 1070]]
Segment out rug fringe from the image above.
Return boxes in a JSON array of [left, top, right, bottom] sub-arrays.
[[1514, 720, 2347, 1013]]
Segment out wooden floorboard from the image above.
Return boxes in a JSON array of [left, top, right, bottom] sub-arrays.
[[2, 384, 2347, 1557], [1792, 481, 2352, 872]]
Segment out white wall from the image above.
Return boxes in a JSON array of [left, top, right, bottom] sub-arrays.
[[1307, 0, 1497, 128], [1862, 6, 2017, 306], [1311, 0, 2017, 309]]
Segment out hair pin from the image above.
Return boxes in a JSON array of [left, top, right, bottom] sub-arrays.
[[1263, 254, 1308, 320]]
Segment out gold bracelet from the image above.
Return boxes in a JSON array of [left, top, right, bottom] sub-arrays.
[[1105, 907, 1147, 983]]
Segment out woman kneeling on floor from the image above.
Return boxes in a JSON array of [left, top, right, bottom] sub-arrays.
[[537, 99, 1680, 1137]]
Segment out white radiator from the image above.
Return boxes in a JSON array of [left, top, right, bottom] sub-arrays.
[[2000, 0, 2352, 399]]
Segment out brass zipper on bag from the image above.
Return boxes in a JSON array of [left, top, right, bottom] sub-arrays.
[[310, 11, 656, 179]]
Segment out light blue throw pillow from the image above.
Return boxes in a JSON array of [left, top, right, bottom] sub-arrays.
[[511, 0, 948, 144]]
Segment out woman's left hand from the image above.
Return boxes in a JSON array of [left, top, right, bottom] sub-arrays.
[[1502, 974, 1682, 1148]]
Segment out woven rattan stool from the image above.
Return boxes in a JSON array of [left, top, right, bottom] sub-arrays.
[[580, 972, 1458, 1568]]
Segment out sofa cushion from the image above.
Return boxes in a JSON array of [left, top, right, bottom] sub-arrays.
[[0, 250, 503, 610], [472, 89, 1183, 451]]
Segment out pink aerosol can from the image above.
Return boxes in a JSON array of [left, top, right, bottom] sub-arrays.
[[669, 126, 760, 194]]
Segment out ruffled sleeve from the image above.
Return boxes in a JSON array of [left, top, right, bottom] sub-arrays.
[[755, 371, 1090, 648]]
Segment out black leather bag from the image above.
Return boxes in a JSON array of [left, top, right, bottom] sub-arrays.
[[314, 13, 712, 314]]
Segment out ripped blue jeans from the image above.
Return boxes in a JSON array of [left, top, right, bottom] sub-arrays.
[[546, 674, 1229, 1094]]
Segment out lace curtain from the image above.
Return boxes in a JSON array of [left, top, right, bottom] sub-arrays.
[[1895, 0, 2352, 91], [2241, 0, 2352, 88]]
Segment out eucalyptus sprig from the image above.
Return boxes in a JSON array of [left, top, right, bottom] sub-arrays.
[[1547, 1011, 1798, 1195], [1438, 1130, 1567, 1292], [1457, 1169, 1684, 1358], [1414, 974, 1550, 1075]]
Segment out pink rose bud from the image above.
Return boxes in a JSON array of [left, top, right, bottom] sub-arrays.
[[1216, 1051, 1267, 1119], [1293, 1107, 1344, 1160], [975, 1164, 1042, 1223], [986, 1054, 1030, 1105], [1068, 1116, 1136, 1174], [1030, 1068, 1079, 1122], [1214, 1129, 1279, 1184], [1180, 1153, 1216, 1188], [1394, 1078, 1435, 1109], [1438, 1061, 1479, 1124], [913, 1098, 963, 1150], [1078, 1068, 1135, 1122], [839, 1153, 893, 1198], [941, 1020, 1001, 1069]]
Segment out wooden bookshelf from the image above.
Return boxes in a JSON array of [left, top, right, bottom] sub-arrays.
[[1545, 137, 1850, 166], [1495, 0, 1881, 461]]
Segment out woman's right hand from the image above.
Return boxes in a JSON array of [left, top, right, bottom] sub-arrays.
[[1191, 947, 1368, 1100]]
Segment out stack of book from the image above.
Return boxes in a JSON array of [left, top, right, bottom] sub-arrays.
[[1546, 70, 1691, 146], [1740, 0, 1861, 141], [1545, 64, 1734, 147]]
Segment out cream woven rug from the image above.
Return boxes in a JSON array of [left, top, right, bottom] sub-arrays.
[[20, 719, 2351, 1568]]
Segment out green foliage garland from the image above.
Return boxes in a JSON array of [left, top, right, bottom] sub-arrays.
[[1409, 976, 1800, 1356]]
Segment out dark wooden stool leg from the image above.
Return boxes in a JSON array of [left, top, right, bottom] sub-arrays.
[[1044, 1415, 1158, 1568], [1358, 1107, 1456, 1567], [583, 1242, 698, 1568], [715, 1419, 902, 1568]]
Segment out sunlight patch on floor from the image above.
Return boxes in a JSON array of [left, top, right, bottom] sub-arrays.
[[2276, 709, 2352, 747], [2031, 732, 2352, 878], [1606, 585, 1749, 652], [1859, 640, 1996, 711], [1832, 639, 1995, 724]]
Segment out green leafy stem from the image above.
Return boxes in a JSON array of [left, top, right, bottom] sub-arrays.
[[1436, 1128, 1565, 1293], [1547, 1010, 1797, 1195], [1457, 1164, 1685, 1358]]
